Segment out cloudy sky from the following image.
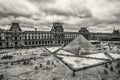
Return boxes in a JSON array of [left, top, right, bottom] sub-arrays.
[[0, 0, 120, 32]]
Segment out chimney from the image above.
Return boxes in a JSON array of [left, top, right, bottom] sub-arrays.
[[35, 28, 37, 31]]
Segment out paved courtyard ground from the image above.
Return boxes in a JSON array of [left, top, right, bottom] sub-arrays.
[[0, 46, 120, 80]]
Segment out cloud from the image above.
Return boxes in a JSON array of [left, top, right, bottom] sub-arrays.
[[87, 0, 120, 20], [0, 0, 39, 18], [0, 0, 120, 32], [39, 0, 92, 18], [29, 0, 55, 3]]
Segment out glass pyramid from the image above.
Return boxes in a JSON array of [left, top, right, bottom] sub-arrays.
[[63, 35, 99, 56]]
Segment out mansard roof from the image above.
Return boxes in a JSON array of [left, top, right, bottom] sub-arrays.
[[51, 22, 64, 32], [9, 23, 22, 32]]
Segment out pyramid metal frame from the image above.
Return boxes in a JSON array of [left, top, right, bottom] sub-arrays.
[[45, 35, 120, 72]]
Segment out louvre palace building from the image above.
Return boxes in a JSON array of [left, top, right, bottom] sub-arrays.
[[0, 22, 120, 48]]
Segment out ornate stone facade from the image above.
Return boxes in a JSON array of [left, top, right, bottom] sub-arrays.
[[0, 22, 120, 48], [0, 22, 79, 48]]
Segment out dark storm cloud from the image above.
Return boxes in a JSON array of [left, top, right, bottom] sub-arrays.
[[0, 12, 31, 18], [20, 24, 35, 28], [37, 0, 93, 18], [42, 8, 92, 18], [0, 0, 120, 32], [29, 0, 55, 3], [0, 0, 38, 18]]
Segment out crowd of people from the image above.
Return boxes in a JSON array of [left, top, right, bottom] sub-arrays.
[[0, 44, 120, 80], [102, 60, 120, 80], [0, 47, 61, 80], [96, 42, 120, 53]]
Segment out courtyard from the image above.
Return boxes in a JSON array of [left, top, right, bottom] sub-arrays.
[[0, 43, 120, 80]]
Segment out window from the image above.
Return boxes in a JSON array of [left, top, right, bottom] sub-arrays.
[[36, 41, 38, 44], [25, 36, 27, 40], [15, 37, 17, 40], [29, 41, 31, 45], [25, 42, 27, 45], [6, 37, 9, 40], [32, 36, 34, 39], [29, 36, 30, 39], [32, 41, 34, 45], [20, 37, 21, 40], [35, 36, 37, 39], [42, 41, 44, 44], [39, 41, 41, 44], [45, 41, 47, 44], [7, 42, 9, 46], [0, 42, 2, 46]]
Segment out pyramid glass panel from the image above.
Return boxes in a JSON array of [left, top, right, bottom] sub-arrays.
[[63, 35, 99, 55], [56, 55, 108, 71]]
